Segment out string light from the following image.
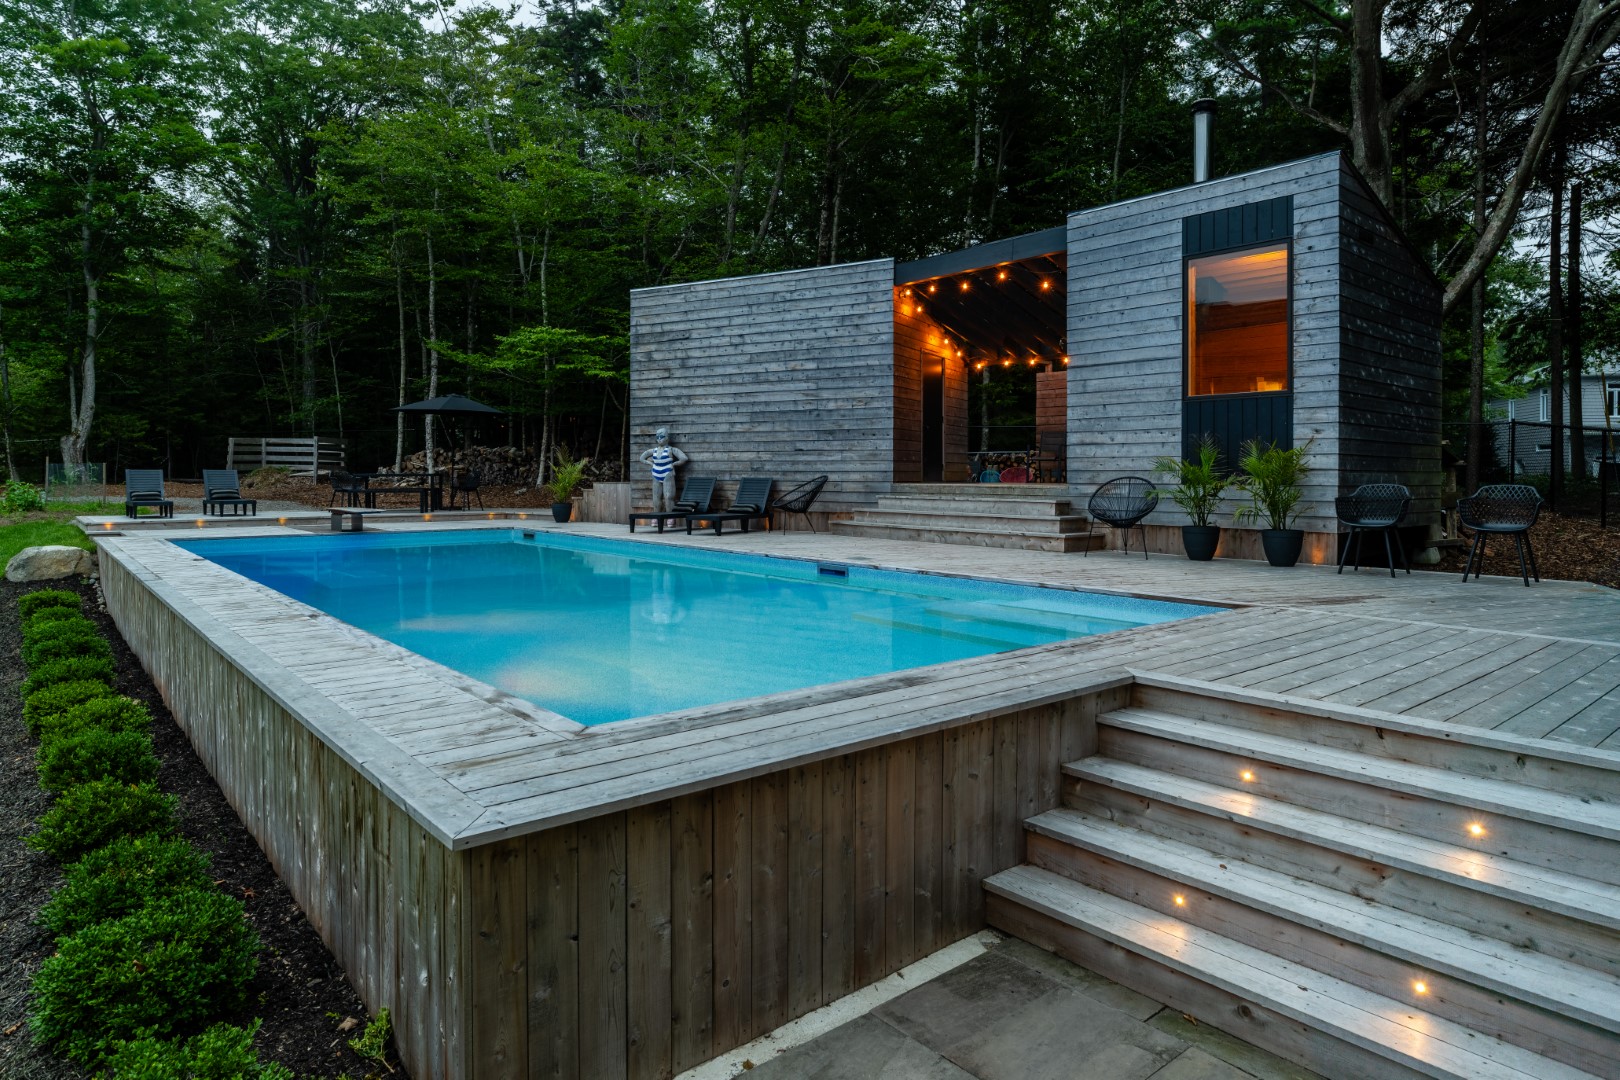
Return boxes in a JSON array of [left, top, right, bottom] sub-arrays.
[[959, 280, 970, 292], [997, 269, 1008, 281], [1001, 359, 1012, 367], [928, 283, 937, 293], [1040, 280, 1051, 290], [1061, 357, 1070, 365]]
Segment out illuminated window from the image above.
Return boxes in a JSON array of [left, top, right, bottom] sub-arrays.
[[1186, 244, 1289, 396]]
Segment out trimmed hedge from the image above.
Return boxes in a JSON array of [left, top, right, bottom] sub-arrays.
[[35, 695, 152, 747], [37, 728, 160, 794], [21, 611, 96, 643], [21, 679, 116, 737], [39, 833, 213, 939], [20, 624, 113, 670], [18, 589, 81, 619], [22, 605, 86, 629], [102, 1021, 294, 1080], [22, 655, 115, 696], [29, 887, 259, 1064], [27, 780, 177, 862]]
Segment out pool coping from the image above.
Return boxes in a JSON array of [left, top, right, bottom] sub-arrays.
[[95, 523, 1240, 849]]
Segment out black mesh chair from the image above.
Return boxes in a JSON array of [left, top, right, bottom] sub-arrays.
[[448, 469, 484, 510], [771, 475, 828, 532], [329, 470, 367, 508], [1085, 476, 1159, 560], [1457, 484, 1542, 586], [1334, 483, 1411, 578]]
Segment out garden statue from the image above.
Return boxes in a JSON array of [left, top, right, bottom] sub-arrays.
[[639, 426, 689, 512]]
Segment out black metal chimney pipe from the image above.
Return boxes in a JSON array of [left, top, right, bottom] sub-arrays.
[[1193, 98, 1216, 183]]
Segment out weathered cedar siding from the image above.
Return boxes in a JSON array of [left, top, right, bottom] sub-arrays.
[[1066, 155, 1343, 534], [629, 260, 895, 514], [1336, 158, 1444, 523], [893, 295, 970, 481]]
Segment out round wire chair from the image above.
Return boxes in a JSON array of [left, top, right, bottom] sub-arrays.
[[1334, 483, 1412, 578], [1086, 476, 1160, 560], [1457, 483, 1542, 586]]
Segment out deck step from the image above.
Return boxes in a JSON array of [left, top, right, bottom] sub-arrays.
[[828, 519, 1101, 553], [984, 866, 1602, 1080], [856, 508, 1090, 533], [1024, 808, 1620, 1037], [1063, 756, 1620, 935]]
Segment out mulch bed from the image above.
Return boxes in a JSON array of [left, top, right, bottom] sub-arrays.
[[0, 578, 404, 1079], [1434, 510, 1620, 590]]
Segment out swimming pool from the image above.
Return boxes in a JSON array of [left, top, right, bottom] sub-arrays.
[[176, 530, 1210, 725]]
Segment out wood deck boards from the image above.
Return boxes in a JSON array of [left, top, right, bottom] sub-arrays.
[[97, 523, 1620, 850]]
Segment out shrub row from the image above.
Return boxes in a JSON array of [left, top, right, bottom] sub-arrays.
[[14, 587, 276, 1074]]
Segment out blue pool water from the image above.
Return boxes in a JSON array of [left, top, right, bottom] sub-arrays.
[[176, 531, 1210, 725]]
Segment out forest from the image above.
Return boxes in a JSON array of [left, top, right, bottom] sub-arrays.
[[0, 0, 1616, 485]]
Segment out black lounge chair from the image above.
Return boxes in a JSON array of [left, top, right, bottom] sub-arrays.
[[124, 469, 173, 519], [1458, 483, 1542, 587], [771, 475, 828, 531], [630, 475, 716, 533], [688, 477, 774, 535], [1084, 476, 1159, 560], [1335, 483, 1410, 577], [202, 469, 257, 517]]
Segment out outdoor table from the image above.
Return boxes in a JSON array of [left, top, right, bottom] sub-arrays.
[[353, 472, 444, 513]]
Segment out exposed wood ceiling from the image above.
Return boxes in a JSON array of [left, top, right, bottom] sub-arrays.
[[901, 253, 1067, 363]]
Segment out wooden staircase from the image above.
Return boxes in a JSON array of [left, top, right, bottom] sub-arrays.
[[984, 682, 1620, 1080], [829, 483, 1101, 553]]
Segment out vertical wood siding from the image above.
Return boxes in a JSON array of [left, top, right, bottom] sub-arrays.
[[628, 260, 896, 514], [1067, 155, 1344, 533], [893, 292, 971, 482], [1336, 158, 1445, 524]]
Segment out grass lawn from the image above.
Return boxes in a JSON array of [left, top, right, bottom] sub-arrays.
[[0, 510, 99, 568]]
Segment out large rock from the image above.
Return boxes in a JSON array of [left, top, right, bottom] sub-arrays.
[[6, 545, 96, 582]]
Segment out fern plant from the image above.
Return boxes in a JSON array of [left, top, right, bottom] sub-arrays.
[[1233, 439, 1313, 531], [1152, 436, 1231, 527], [547, 447, 590, 503]]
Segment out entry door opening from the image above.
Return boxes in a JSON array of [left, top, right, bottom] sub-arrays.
[[922, 361, 945, 481]]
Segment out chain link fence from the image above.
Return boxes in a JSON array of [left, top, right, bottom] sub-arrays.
[[1447, 419, 1619, 524]]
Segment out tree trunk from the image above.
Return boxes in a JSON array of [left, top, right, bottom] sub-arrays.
[[1466, 49, 1488, 499], [394, 235, 407, 471], [1549, 166, 1564, 504], [299, 246, 317, 429], [425, 218, 439, 475], [0, 295, 16, 481], [62, 208, 98, 469], [1347, 0, 1393, 207], [536, 226, 552, 486], [1568, 181, 1585, 477]]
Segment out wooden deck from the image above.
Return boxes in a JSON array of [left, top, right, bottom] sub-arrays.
[[96, 520, 1620, 854]]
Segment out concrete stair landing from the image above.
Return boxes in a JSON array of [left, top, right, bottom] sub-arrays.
[[985, 684, 1620, 1080], [830, 483, 1100, 553]]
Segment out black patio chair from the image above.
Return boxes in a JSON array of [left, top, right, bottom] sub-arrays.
[[1334, 483, 1410, 578], [688, 476, 774, 536], [201, 469, 257, 517], [1457, 483, 1542, 587], [1033, 431, 1066, 483], [448, 469, 484, 510], [630, 475, 716, 533], [329, 470, 368, 508], [124, 469, 173, 519], [1084, 476, 1159, 560], [771, 475, 828, 532]]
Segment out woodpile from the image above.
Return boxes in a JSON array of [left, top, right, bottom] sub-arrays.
[[374, 446, 624, 485]]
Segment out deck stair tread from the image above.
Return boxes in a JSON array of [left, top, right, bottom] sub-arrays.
[[985, 866, 1603, 1080], [829, 520, 1101, 553], [1025, 807, 1620, 1032], [1064, 757, 1620, 929], [1099, 707, 1620, 840], [834, 488, 1099, 552], [856, 508, 1090, 530]]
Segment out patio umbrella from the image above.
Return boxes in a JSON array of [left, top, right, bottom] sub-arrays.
[[392, 393, 507, 498]]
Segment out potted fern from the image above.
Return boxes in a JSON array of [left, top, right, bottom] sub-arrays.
[[1234, 439, 1313, 567], [1152, 436, 1231, 561], [547, 448, 589, 523]]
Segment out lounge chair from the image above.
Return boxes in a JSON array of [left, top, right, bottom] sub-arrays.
[[202, 469, 257, 516], [687, 477, 774, 535], [771, 475, 828, 531], [124, 469, 173, 519], [1084, 476, 1159, 560], [630, 476, 716, 533]]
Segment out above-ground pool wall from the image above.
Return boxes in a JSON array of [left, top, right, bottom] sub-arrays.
[[1336, 157, 1444, 537], [629, 259, 897, 519], [1067, 154, 1344, 561]]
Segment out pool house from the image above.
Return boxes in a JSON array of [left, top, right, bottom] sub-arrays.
[[630, 150, 1444, 562]]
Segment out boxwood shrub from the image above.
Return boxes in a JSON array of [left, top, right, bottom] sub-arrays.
[[22, 605, 87, 629], [21, 655, 116, 696], [21, 611, 96, 643], [37, 728, 160, 794], [21, 679, 116, 737], [35, 695, 151, 746], [18, 589, 81, 619], [39, 833, 213, 937], [20, 623, 112, 670], [102, 1020, 293, 1080], [27, 780, 177, 862], [29, 886, 259, 1064]]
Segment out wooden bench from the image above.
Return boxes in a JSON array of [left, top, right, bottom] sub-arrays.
[[328, 508, 389, 532]]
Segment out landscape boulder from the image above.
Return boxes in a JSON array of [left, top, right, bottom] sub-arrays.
[[6, 545, 95, 582]]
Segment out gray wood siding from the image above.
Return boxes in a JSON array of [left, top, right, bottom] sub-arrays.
[[1336, 157, 1444, 524], [630, 260, 896, 514], [1067, 154, 1344, 534]]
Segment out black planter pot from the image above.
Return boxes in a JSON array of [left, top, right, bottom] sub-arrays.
[[551, 502, 573, 523], [1260, 528, 1304, 568], [1181, 525, 1220, 562]]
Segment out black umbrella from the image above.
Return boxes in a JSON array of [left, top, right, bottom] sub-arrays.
[[392, 394, 507, 503]]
